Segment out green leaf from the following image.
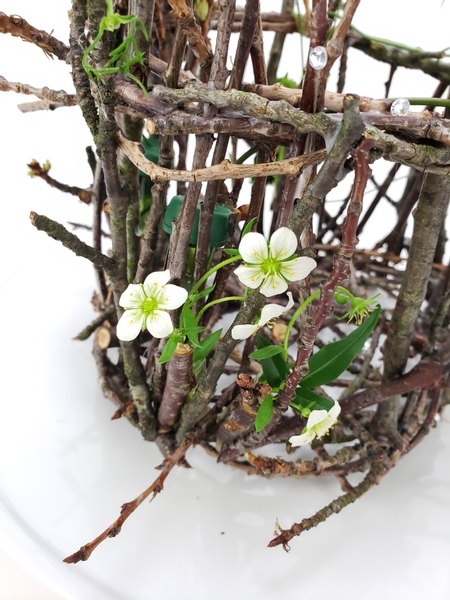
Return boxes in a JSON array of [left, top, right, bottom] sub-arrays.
[[193, 329, 222, 363], [190, 284, 215, 303], [241, 217, 258, 238], [141, 135, 159, 163], [183, 307, 203, 347], [157, 334, 179, 364], [276, 73, 298, 89], [300, 304, 381, 389], [235, 145, 259, 165], [291, 387, 334, 413], [255, 335, 290, 388], [223, 248, 240, 256], [249, 345, 285, 360], [255, 395, 274, 432]]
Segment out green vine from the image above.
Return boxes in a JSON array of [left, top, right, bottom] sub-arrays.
[[82, 0, 149, 94]]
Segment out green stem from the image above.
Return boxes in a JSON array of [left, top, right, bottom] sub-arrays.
[[235, 145, 259, 164], [384, 97, 450, 108], [196, 295, 246, 323], [190, 255, 241, 297], [283, 290, 321, 354]]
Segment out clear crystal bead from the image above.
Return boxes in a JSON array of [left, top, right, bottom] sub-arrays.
[[390, 98, 410, 116], [309, 46, 328, 71]]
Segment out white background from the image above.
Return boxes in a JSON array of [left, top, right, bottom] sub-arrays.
[[1, 1, 450, 598]]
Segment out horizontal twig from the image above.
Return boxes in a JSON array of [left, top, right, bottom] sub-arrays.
[[340, 359, 444, 414], [0, 12, 69, 61], [28, 160, 91, 202], [0, 75, 77, 106], [267, 460, 385, 549], [117, 129, 326, 182]]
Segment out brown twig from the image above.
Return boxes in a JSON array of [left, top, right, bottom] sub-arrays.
[[27, 160, 91, 202], [166, 0, 213, 78], [64, 379, 235, 563], [63, 435, 194, 563], [117, 130, 326, 182], [29, 212, 116, 275], [0, 75, 77, 106], [267, 460, 385, 550], [158, 344, 195, 429], [0, 12, 69, 61], [74, 306, 115, 341]]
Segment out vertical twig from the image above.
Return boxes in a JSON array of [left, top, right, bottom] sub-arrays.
[[375, 172, 450, 443]]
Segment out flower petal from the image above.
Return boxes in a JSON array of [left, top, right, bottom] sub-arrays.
[[259, 273, 288, 297], [119, 283, 146, 309], [310, 403, 341, 438], [306, 408, 328, 429], [279, 256, 317, 283], [143, 269, 171, 289], [146, 310, 173, 338], [231, 324, 258, 340], [285, 291, 295, 311], [259, 303, 285, 324], [258, 292, 295, 325], [289, 429, 316, 446], [159, 284, 188, 310], [116, 309, 146, 341], [269, 227, 298, 260], [235, 264, 265, 289], [238, 232, 268, 264]]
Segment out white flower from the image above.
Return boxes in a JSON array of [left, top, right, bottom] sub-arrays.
[[231, 292, 295, 340], [289, 402, 341, 446], [116, 270, 188, 341], [235, 227, 316, 297]]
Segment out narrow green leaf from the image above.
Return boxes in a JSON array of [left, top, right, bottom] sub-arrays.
[[223, 248, 240, 256], [241, 217, 257, 237], [183, 307, 202, 347], [157, 335, 179, 364], [255, 335, 289, 388], [235, 145, 259, 164], [190, 284, 215, 303], [300, 305, 381, 389], [291, 387, 334, 413], [249, 345, 285, 360], [255, 395, 274, 432], [193, 329, 222, 363]]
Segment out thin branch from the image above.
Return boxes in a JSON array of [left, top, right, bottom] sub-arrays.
[[266, 0, 294, 85], [166, 0, 213, 77], [117, 129, 326, 181], [27, 160, 91, 202], [69, 0, 99, 139], [339, 359, 445, 415], [0, 75, 77, 106], [350, 33, 450, 86], [29, 212, 116, 275], [0, 11, 69, 61], [64, 383, 234, 563], [63, 435, 194, 563], [267, 461, 385, 550], [74, 306, 116, 341]]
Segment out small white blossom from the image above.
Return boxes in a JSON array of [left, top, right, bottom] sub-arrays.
[[231, 292, 294, 340], [289, 402, 341, 446], [235, 227, 316, 297], [116, 270, 188, 341]]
